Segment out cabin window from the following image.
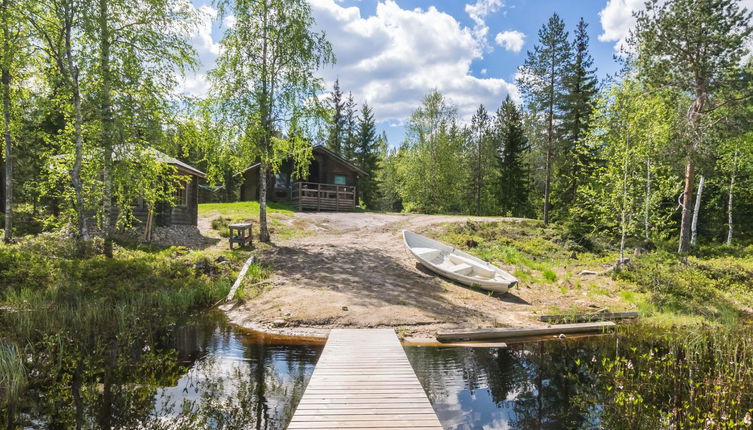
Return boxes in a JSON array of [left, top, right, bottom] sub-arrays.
[[175, 181, 188, 207], [334, 175, 347, 185]]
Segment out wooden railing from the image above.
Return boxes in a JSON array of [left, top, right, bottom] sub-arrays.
[[291, 182, 356, 211]]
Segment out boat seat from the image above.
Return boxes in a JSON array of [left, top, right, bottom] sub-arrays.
[[448, 254, 496, 278], [413, 247, 441, 260], [448, 263, 473, 275]]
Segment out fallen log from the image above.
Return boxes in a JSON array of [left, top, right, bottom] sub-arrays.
[[225, 255, 255, 302], [539, 311, 639, 323], [436, 322, 616, 342]]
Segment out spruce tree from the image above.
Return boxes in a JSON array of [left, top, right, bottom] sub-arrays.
[[326, 79, 344, 154], [495, 95, 531, 217], [555, 17, 598, 219], [356, 102, 378, 207], [466, 104, 497, 215], [517, 13, 571, 224], [342, 91, 358, 162]]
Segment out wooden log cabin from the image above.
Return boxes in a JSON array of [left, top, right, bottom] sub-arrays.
[[100, 151, 206, 228], [239, 145, 367, 211]]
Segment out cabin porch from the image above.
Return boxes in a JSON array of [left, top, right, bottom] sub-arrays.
[[291, 181, 356, 211]]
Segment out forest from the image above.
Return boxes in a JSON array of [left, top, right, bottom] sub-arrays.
[[0, 0, 750, 260], [0, 0, 752, 428]]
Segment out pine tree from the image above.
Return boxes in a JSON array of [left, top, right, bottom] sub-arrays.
[[342, 91, 357, 162], [555, 17, 598, 219], [517, 13, 571, 224], [326, 79, 344, 154], [495, 96, 531, 217], [356, 102, 378, 207], [630, 0, 752, 253]]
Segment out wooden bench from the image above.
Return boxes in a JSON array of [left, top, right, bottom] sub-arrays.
[[228, 223, 253, 249]]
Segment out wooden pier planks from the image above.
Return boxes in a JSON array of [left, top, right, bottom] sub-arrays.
[[288, 329, 443, 429], [436, 321, 616, 342]]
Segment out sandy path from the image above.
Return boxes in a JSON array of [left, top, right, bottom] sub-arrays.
[[224, 212, 561, 339]]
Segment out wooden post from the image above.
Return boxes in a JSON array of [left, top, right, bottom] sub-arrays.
[[298, 183, 302, 211], [336, 185, 340, 211], [317, 183, 321, 212]]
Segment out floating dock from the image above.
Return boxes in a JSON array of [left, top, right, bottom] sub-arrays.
[[288, 328, 443, 429], [436, 321, 616, 342]]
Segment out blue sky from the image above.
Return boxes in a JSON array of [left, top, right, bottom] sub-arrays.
[[180, 0, 650, 145]]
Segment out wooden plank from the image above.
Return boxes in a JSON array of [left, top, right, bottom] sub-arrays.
[[538, 311, 639, 323], [288, 329, 442, 429], [436, 321, 616, 342]]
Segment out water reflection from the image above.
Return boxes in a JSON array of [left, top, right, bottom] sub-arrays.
[[152, 314, 322, 429], [406, 339, 608, 430]]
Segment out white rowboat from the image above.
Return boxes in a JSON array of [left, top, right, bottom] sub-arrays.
[[403, 230, 518, 293]]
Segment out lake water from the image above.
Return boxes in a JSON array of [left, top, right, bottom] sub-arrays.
[[8, 312, 751, 429]]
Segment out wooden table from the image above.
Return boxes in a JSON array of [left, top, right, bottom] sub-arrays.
[[228, 223, 253, 249], [288, 329, 443, 429]]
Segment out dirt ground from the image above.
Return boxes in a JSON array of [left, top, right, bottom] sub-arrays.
[[209, 212, 629, 342]]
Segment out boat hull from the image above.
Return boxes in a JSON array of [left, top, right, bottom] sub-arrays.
[[403, 230, 518, 293]]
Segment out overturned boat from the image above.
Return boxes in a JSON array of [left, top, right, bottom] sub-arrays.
[[403, 230, 518, 293]]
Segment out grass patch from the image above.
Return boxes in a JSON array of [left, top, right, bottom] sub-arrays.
[[199, 201, 295, 218], [429, 218, 753, 326], [542, 269, 558, 283]]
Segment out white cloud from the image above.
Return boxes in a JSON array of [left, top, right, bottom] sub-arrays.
[[465, 0, 504, 49], [309, 0, 517, 123], [494, 30, 525, 53], [599, 0, 753, 55], [597, 0, 644, 53], [177, 5, 221, 97]]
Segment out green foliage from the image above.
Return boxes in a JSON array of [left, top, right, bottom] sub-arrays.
[[495, 96, 532, 217], [209, 0, 333, 241], [615, 249, 753, 322], [355, 102, 380, 207], [464, 104, 498, 215], [553, 17, 599, 218], [395, 91, 468, 214], [592, 325, 753, 428]]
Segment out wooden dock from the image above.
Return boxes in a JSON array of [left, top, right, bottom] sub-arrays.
[[436, 321, 616, 342], [288, 329, 443, 429]]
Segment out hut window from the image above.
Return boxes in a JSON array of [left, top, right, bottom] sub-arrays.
[[334, 175, 346, 185], [175, 181, 188, 207]]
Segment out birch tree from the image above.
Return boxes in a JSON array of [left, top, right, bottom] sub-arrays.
[[211, 0, 333, 242], [28, 0, 92, 241], [630, 0, 753, 253], [0, 0, 27, 243], [92, 0, 197, 256]]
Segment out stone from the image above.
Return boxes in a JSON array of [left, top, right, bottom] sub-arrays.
[[342, 306, 349, 311], [272, 319, 286, 328]]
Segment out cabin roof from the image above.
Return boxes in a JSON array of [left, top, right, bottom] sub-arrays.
[[154, 150, 206, 179], [241, 145, 368, 177]]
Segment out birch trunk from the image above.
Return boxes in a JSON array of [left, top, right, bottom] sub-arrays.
[[99, 0, 114, 257], [619, 134, 630, 269], [258, 161, 270, 242], [2, 0, 11, 243], [2, 64, 11, 244], [690, 175, 704, 247], [67, 39, 89, 241], [726, 151, 738, 246], [644, 158, 651, 241]]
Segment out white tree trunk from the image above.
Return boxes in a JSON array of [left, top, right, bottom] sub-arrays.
[[644, 158, 651, 241], [726, 151, 738, 246], [259, 162, 270, 242], [619, 135, 630, 268], [690, 175, 704, 247]]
